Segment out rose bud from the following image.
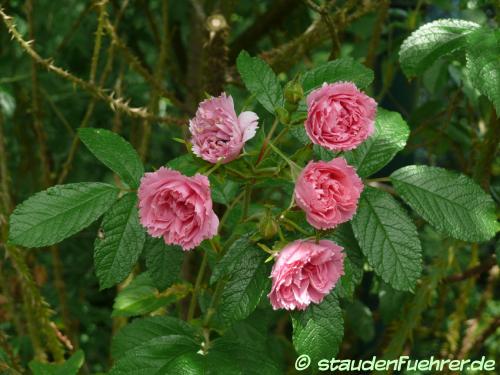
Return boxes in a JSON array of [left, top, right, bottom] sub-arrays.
[[305, 82, 377, 151], [294, 158, 363, 230], [268, 239, 344, 311], [189, 92, 259, 164], [138, 167, 219, 250]]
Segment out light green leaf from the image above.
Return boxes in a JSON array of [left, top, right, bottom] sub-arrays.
[[399, 19, 480, 77], [167, 153, 203, 176], [301, 57, 374, 93], [351, 187, 422, 291], [344, 108, 409, 177], [144, 237, 184, 291], [292, 292, 343, 365], [94, 193, 145, 289], [391, 165, 498, 242], [112, 272, 177, 317], [79, 128, 144, 188], [218, 238, 270, 323], [9, 183, 119, 247], [236, 50, 284, 113], [29, 350, 84, 375], [465, 28, 500, 114]]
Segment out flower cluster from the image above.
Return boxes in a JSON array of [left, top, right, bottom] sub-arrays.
[[137, 83, 376, 311]]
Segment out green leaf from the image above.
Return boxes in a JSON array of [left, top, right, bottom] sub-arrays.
[[79, 128, 144, 188], [345, 300, 374, 343], [326, 223, 364, 300], [144, 236, 184, 291], [236, 50, 284, 113], [112, 272, 177, 317], [301, 57, 374, 93], [210, 235, 254, 284], [289, 125, 310, 146], [9, 183, 119, 247], [111, 316, 198, 360], [29, 350, 84, 375], [210, 176, 241, 206], [399, 19, 480, 77], [218, 238, 270, 323], [94, 193, 145, 289], [465, 28, 500, 114], [344, 108, 409, 177], [351, 187, 422, 291], [167, 153, 202, 176], [292, 292, 344, 365], [391, 165, 498, 242]]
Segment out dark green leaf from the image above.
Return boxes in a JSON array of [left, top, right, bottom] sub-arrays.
[[111, 316, 198, 359], [391, 165, 498, 242], [144, 236, 184, 291], [289, 125, 310, 146], [236, 50, 284, 113], [79, 128, 144, 188], [217, 238, 270, 323], [292, 292, 344, 365], [399, 19, 480, 77], [351, 187, 422, 291], [167, 153, 202, 176], [9, 183, 119, 247], [94, 193, 145, 289], [301, 57, 374, 93], [326, 223, 364, 300], [344, 108, 409, 177]]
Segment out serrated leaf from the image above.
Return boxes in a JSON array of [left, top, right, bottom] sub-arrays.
[[399, 19, 480, 77], [9, 183, 119, 247], [351, 187, 422, 291], [236, 50, 284, 113], [465, 28, 500, 114], [112, 272, 178, 317], [289, 125, 310, 146], [210, 235, 254, 284], [144, 236, 184, 291], [111, 316, 198, 359], [29, 350, 84, 375], [109, 335, 201, 375], [94, 193, 145, 289], [326, 223, 364, 300], [292, 292, 343, 365], [218, 239, 270, 323], [301, 57, 374, 93], [391, 165, 498, 242], [79, 128, 144, 188], [344, 108, 409, 177]]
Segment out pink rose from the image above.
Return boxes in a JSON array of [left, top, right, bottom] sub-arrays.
[[268, 239, 344, 311], [305, 82, 377, 151], [294, 158, 363, 230], [189, 93, 259, 164], [138, 167, 219, 250]]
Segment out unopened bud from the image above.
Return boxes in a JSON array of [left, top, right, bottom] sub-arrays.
[[275, 106, 290, 124], [259, 209, 279, 239], [284, 79, 304, 106]]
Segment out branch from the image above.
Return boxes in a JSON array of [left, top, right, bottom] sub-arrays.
[[443, 256, 497, 283], [0, 8, 186, 125]]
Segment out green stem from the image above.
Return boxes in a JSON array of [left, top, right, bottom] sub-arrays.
[[256, 118, 279, 165], [187, 250, 209, 321], [281, 217, 311, 236]]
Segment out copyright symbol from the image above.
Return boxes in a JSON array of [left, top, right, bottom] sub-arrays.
[[295, 354, 311, 371]]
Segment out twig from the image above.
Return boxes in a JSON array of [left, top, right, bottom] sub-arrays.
[[187, 250, 209, 321], [443, 256, 496, 283]]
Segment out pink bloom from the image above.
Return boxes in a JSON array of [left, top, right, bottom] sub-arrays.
[[268, 239, 344, 311], [189, 93, 259, 164], [294, 158, 363, 230], [305, 82, 377, 151], [138, 167, 219, 250]]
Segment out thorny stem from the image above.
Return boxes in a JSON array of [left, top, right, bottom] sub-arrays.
[[0, 8, 186, 125]]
